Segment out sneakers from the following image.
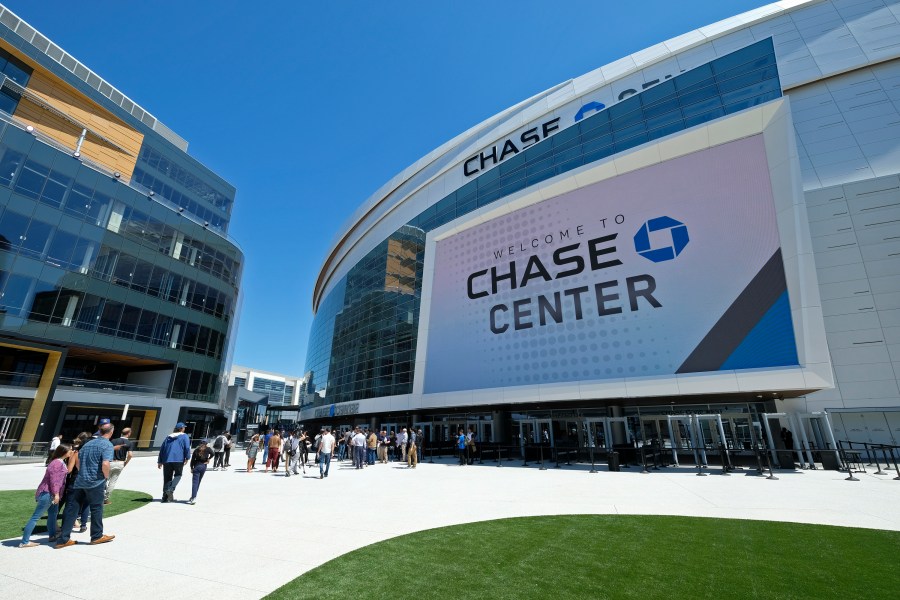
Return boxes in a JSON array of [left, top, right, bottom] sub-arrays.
[[90, 535, 115, 545], [55, 540, 76, 549], [319, 473, 323, 479], [187, 498, 196, 505], [78, 525, 87, 533], [18, 542, 39, 548], [166, 491, 174, 502]]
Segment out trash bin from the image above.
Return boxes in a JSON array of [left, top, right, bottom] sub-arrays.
[[608, 451, 620, 472], [820, 449, 840, 470]]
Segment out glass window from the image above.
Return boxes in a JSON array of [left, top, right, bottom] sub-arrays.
[[111, 253, 136, 288], [40, 170, 72, 208], [117, 304, 141, 339], [64, 183, 94, 217], [74, 294, 103, 331], [21, 219, 53, 257], [0, 209, 30, 250], [0, 274, 32, 311], [13, 159, 48, 199], [46, 229, 78, 268], [130, 260, 153, 293], [97, 300, 123, 335], [0, 147, 25, 187], [135, 309, 157, 343]]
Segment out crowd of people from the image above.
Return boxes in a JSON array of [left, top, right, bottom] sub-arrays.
[[18, 421, 478, 548], [18, 419, 133, 548], [240, 425, 429, 479]]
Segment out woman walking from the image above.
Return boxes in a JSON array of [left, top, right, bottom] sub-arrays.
[[246, 433, 261, 472], [60, 432, 91, 532], [188, 440, 213, 505], [19, 443, 71, 547]]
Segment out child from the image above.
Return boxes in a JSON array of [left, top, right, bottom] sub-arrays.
[[20, 444, 71, 547], [188, 440, 213, 505]]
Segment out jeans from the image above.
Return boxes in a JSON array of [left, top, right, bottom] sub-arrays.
[[352, 446, 365, 468], [191, 463, 206, 499], [224, 446, 231, 466], [105, 461, 125, 501], [213, 452, 225, 469], [337, 444, 347, 461], [22, 491, 58, 543], [319, 452, 332, 476], [59, 484, 105, 543], [366, 448, 376, 465], [289, 452, 304, 474], [162, 462, 184, 497]]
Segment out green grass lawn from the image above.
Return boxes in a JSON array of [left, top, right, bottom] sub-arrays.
[[268, 515, 900, 600], [0, 489, 151, 541]]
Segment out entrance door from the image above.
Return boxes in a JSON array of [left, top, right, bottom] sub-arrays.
[[412, 422, 432, 443], [0, 416, 26, 450], [581, 419, 608, 449]]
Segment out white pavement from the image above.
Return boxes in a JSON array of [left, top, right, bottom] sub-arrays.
[[1, 455, 899, 599]]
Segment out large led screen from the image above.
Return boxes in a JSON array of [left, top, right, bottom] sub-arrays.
[[423, 134, 798, 394]]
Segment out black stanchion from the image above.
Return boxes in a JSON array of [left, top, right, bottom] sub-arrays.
[[496, 446, 502, 467], [696, 456, 707, 476], [640, 445, 649, 474], [888, 447, 900, 481], [428, 445, 433, 463], [554, 448, 561, 469], [539, 444, 547, 470], [522, 447, 529, 467], [589, 446, 597, 474], [873, 445, 887, 475], [753, 446, 764, 476], [842, 449, 859, 481], [764, 448, 778, 480], [719, 444, 730, 476]]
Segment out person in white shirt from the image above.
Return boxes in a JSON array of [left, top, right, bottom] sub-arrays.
[[317, 428, 336, 479], [397, 427, 409, 461], [350, 427, 367, 469]]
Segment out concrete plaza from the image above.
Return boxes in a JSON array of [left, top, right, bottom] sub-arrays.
[[1, 455, 898, 599]]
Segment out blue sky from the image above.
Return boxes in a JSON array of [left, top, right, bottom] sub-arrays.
[[5, 0, 771, 375]]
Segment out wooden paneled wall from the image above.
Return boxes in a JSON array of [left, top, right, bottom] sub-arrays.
[[0, 40, 143, 180]]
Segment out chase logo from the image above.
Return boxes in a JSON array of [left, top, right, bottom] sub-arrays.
[[634, 216, 689, 263], [574, 101, 606, 122]]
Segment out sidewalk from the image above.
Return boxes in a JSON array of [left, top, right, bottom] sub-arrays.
[[2, 455, 898, 599]]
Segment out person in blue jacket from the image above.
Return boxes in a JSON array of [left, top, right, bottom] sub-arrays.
[[157, 422, 192, 503]]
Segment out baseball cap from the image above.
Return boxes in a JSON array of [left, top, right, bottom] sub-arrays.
[[99, 418, 111, 425], [175, 422, 186, 429]]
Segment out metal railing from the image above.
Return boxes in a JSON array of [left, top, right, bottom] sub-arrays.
[[0, 369, 41, 388], [57, 377, 166, 395]]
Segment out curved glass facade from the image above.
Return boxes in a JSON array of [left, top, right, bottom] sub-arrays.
[[306, 38, 781, 407]]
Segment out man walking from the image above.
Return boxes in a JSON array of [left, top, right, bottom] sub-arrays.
[[55, 423, 115, 548], [407, 428, 418, 469], [350, 427, 366, 469], [317, 427, 336, 479], [211, 432, 227, 470], [366, 428, 378, 466], [265, 430, 282, 473], [397, 427, 409, 462], [105, 427, 133, 504], [378, 429, 390, 463], [286, 430, 305, 477], [157, 422, 191, 502]]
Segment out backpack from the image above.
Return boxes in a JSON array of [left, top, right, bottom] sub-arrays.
[[213, 435, 225, 452]]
